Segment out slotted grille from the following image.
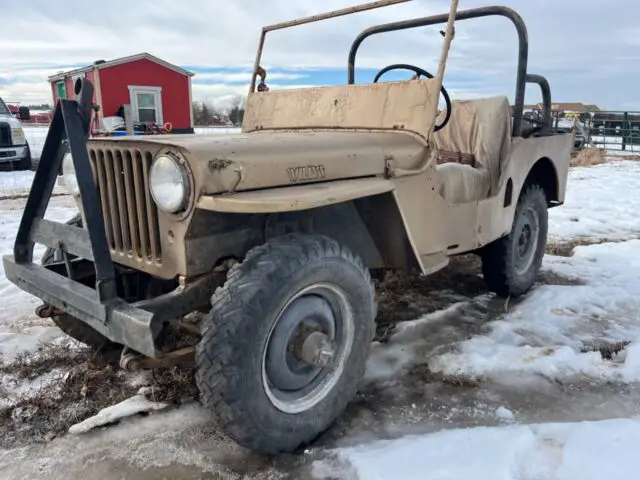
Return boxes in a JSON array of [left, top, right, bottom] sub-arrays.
[[88, 146, 162, 265]]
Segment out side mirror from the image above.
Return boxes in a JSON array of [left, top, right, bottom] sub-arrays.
[[18, 106, 30, 121]]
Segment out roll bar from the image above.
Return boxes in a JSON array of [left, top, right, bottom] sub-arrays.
[[525, 74, 552, 133], [347, 6, 532, 137]]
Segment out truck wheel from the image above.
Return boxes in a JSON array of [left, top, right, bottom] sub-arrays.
[[41, 214, 119, 351], [196, 233, 376, 454], [481, 184, 548, 297]]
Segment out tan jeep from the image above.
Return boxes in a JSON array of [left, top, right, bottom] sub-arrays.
[[3, 1, 572, 454]]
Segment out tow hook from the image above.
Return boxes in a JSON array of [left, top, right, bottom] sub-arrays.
[[35, 303, 64, 318]]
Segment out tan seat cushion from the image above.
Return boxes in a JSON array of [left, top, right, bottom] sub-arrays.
[[436, 163, 491, 204], [431, 96, 512, 203]]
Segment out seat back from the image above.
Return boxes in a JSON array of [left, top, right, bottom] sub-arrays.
[[431, 96, 512, 195]]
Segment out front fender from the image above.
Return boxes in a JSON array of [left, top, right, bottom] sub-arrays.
[[196, 177, 395, 213]]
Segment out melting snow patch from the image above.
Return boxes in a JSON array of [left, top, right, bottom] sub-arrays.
[[428, 240, 640, 383], [68, 388, 168, 434], [363, 302, 472, 383]]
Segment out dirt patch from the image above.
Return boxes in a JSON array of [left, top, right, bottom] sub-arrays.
[[571, 147, 606, 167], [581, 341, 631, 360], [570, 149, 640, 167], [372, 254, 486, 342], [0, 340, 197, 448], [538, 270, 585, 286], [608, 153, 640, 161], [546, 238, 615, 257]]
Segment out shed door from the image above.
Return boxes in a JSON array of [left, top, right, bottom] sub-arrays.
[[128, 86, 163, 124], [56, 81, 66, 100]]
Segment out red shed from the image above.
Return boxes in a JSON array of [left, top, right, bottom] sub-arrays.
[[47, 53, 195, 133]]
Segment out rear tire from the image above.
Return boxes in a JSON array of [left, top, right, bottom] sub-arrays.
[[41, 214, 119, 351], [481, 184, 548, 297], [195, 233, 376, 454]]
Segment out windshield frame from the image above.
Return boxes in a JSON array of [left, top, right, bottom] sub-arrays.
[[248, 0, 410, 93]]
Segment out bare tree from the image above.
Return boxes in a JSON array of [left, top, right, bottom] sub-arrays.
[[193, 99, 219, 125], [228, 96, 245, 126]]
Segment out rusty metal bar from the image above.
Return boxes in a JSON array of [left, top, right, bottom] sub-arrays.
[[249, 0, 410, 93]]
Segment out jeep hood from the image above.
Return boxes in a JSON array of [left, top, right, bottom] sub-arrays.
[[96, 130, 427, 194]]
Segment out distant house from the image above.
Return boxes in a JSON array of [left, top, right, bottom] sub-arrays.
[[47, 53, 195, 133]]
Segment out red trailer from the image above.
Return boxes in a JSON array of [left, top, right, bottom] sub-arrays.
[[48, 53, 195, 134]]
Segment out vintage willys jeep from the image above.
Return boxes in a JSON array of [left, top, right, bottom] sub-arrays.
[[3, 1, 572, 453]]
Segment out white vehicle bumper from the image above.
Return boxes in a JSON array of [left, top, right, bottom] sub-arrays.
[[0, 145, 28, 163]]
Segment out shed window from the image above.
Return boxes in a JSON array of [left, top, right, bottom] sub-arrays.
[[128, 86, 163, 124]]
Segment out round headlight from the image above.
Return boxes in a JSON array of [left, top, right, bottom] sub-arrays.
[[62, 152, 80, 196], [149, 154, 190, 213]]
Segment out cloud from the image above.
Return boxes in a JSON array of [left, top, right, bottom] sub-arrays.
[[1, 0, 638, 110]]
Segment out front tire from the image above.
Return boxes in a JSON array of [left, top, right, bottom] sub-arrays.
[[195, 233, 376, 454], [481, 184, 548, 297]]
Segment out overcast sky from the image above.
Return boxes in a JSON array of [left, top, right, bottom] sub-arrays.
[[1, 0, 638, 110]]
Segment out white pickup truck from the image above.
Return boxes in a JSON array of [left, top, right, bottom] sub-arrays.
[[0, 96, 32, 170]]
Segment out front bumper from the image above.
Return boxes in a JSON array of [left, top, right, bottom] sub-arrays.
[[3, 254, 159, 357], [0, 145, 27, 163]]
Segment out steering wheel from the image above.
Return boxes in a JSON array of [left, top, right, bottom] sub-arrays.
[[373, 63, 452, 132]]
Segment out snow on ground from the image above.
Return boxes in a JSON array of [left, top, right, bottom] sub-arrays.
[[0, 195, 77, 362], [194, 126, 241, 135], [22, 126, 48, 159], [316, 417, 640, 480], [548, 159, 640, 242], [428, 239, 640, 383], [0, 170, 66, 199]]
